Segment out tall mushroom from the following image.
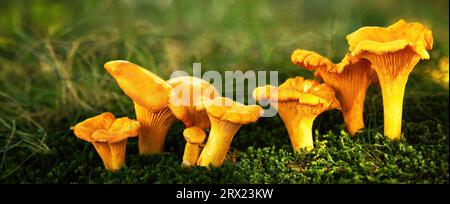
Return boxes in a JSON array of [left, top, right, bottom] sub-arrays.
[[346, 19, 433, 140], [167, 76, 219, 166], [196, 97, 263, 167], [104, 60, 176, 154], [71, 112, 140, 171], [291, 49, 376, 136], [253, 77, 340, 152]]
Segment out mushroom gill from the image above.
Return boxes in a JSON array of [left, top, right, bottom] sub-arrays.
[[291, 49, 376, 136]]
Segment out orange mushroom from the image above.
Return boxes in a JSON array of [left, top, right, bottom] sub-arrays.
[[196, 97, 262, 167], [346, 19, 433, 140], [167, 76, 219, 166], [104, 60, 176, 154], [71, 112, 140, 171], [253, 77, 340, 151], [291, 49, 376, 136], [182, 127, 207, 167]]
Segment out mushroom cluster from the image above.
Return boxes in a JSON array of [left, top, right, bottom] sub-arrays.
[[70, 19, 433, 171], [167, 79, 262, 167], [291, 19, 433, 140], [72, 60, 261, 169]]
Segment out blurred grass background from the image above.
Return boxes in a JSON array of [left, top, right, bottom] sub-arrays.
[[0, 0, 448, 183]]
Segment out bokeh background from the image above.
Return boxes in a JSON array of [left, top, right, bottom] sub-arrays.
[[0, 0, 448, 183]]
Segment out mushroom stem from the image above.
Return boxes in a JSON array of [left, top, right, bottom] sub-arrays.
[[341, 93, 365, 136], [182, 143, 203, 167], [367, 49, 420, 140], [92, 142, 113, 170], [92, 140, 128, 171], [286, 118, 314, 151], [109, 140, 128, 170], [197, 117, 241, 167], [277, 101, 321, 152], [134, 103, 176, 154]]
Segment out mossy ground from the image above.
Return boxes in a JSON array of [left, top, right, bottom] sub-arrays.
[[0, 0, 448, 183]]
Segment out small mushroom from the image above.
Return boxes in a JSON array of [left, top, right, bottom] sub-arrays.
[[71, 112, 140, 171], [105, 60, 176, 154], [291, 49, 376, 136], [346, 19, 433, 140], [196, 97, 262, 167], [182, 127, 207, 167], [253, 77, 340, 152], [167, 76, 219, 166]]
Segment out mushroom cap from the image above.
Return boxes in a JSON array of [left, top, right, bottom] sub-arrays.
[[72, 112, 140, 143], [167, 76, 219, 128], [183, 126, 207, 144], [201, 97, 263, 124], [291, 49, 360, 73], [253, 77, 340, 109], [252, 85, 279, 102], [291, 49, 336, 72], [346, 19, 433, 59], [104, 60, 173, 112]]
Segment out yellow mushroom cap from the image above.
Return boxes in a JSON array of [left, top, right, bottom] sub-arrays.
[[71, 112, 115, 142], [183, 126, 207, 144], [201, 97, 263, 125], [254, 77, 340, 110], [291, 49, 338, 72], [346, 19, 433, 59], [72, 112, 140, 143], [167, 76, 219, 128], [104, 60, 173, 112], [290, 49, 374, 88], [284, 77, 340, 109]]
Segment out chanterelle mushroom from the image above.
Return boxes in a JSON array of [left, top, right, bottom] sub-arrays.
[[346, 19, 433, 140], [104, 60, 176, 154], [253, 77, 340, 152], [291, 49, 376, 136], [196, 97, 262, 167], [71, 112, 140, 171], [182, 127, 207, 167], [167, 76, 219, 166]]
